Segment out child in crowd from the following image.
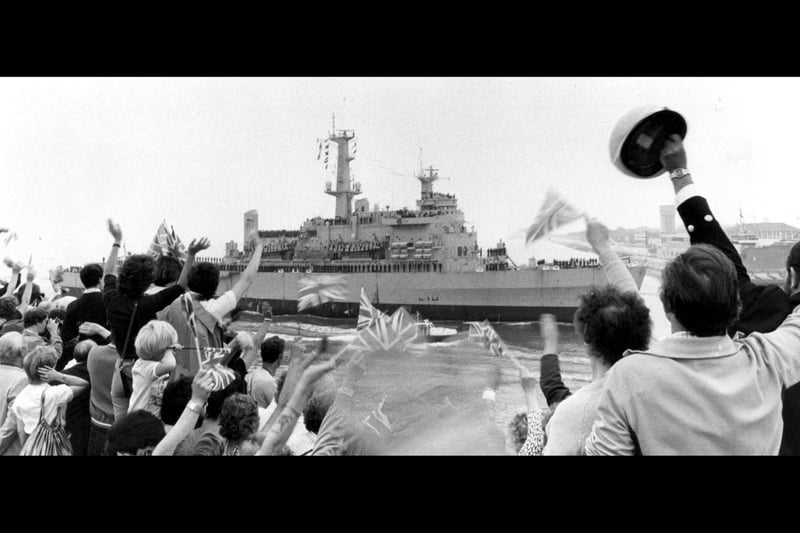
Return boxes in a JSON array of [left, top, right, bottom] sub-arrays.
[[128, 320, 178, 417]]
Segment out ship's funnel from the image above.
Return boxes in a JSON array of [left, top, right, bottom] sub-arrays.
[[610, 106, 687, 178]]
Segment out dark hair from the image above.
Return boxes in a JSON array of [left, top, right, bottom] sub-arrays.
[[0, 296, 18, 319], [205, 371, 246, 420], [105, 410, 166, 455], [23, 307, 48, 328], [507, 412, 529, 452], [118, 255, 156, 299], [219, 393, 259, 442], [303, 392, 333, 434], [160, 376, 201, 427], [187, 262, 220, 301], [260, 336, 285, 364], [48, 308, 66, 322], [660, 244, 740, 337], [788, 241, 800, 272], [575, 286, 652, 366], [79, 263, 104, 289], [154, 256, 183, 287]]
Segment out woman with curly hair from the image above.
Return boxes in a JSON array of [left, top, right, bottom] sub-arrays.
[[101, 219, 210, 419], [218, 393, 262, 455], [519, 218, 652, 455]]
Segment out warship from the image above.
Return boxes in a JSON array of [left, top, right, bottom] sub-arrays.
[[59, 126, 648, 322]]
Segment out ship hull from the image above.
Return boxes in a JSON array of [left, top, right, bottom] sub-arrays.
[[60, 265, 648, 323]]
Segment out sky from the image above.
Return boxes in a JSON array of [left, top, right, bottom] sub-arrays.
[[0, 77, 797, 277]]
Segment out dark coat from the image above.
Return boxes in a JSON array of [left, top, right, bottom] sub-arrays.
[[677, 194, 799, 455]]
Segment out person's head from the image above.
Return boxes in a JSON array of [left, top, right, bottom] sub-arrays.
[[507, 411, 529, 454], [660, 244, 740, 337], [154, 256, 183, 287], [786, 241, 800, 296], [48, 308, 66, 323], [79, 263, 104, 290], [0, 296, 18, 320], [187, 262, 220, 301], [219, 393, 260, 452], [574, 286, 652, 366], [118, 254, 157, 299], [105, 410, 166, 456], [23, 345, 58, 383], [0, 331, 25, 367], [161, 376, 203, 428], [73, 339, 97, 364], [205, 371, 246, 420], [260, 336, 285, 367], [23, 307, 49, 333], [134, 320, 179, 362], [303, 391, 334, 434]]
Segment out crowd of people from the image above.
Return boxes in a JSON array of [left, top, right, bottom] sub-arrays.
[[2, 135, 800, 455]]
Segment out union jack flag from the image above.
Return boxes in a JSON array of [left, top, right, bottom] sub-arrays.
[[467, 320, 506, 357], [357, 287, 385, 331], [352, 306, 418, 354], [148, 221, 187, 261], [525, 189, 586, 245], [297, 275, 348, 312], [201, 347, 237, 391]]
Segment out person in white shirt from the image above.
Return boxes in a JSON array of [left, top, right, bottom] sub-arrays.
[[158, 230, 265, 378], [127, 320, 178, 417], [0, 345, 89, 453], [246, 336, 283, 409]]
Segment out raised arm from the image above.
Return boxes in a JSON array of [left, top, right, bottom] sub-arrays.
[[2, 258, 21, 298], [104, 219, 123, 277], [154, 350, 177, 377], [38, 366, 88, 397], [536, 313, 572, 406], [256, 355, 336, 456], [78, 322, 112, 342], [586, 218, 638, 294], [176, 238, 211, 290], [312, 351, 365, 456], [662, 135, 749, 284], [230, 230, 264, 300], [153, 369, 214, 456]]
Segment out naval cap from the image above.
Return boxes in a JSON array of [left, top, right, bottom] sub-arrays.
[[609, 106, 687, 178]]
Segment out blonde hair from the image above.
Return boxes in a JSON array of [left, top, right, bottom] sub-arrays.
[[23, 345, 58, 383], [134, 320, 178, 361]]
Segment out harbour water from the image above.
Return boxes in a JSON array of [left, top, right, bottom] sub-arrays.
[[234, 264, 669, 454]]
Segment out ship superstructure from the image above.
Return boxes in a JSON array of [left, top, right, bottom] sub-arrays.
[[59, 126, 647, 322]]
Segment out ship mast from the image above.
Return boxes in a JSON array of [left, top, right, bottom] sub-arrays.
[[324, 118, 360, 220], [417, 165, 440, 199]]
